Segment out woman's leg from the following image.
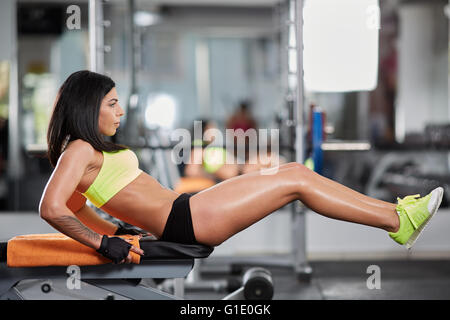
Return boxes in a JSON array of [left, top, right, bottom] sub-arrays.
[[281, 162, 396, 211], [189, 162, 399, 246]]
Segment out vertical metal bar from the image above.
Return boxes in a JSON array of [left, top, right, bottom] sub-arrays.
[[195, 40, 211, 118], [294, 0, 304, 165], [129, 0, 137, 93], [89, 0, 104, 73], [123, 0, 141, 145], [89, 0, 97, 72], [358, 91, 370, 140], [7, 0, 22, 211], [96, 2, 104, 75], [447, 0, 450, 171], [292, 0, 312, 279], [173, 278, 185, 299]]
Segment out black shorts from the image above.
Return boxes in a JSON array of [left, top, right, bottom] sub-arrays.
[[160, 193, 199, 245]]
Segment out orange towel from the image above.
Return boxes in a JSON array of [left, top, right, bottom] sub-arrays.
[[7, 233, 141, 267]]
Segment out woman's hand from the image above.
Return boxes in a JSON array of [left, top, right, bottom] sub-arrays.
[[96, 235, 144, 264], [114, 222, 153, 238], [120, 236, 145, 264]]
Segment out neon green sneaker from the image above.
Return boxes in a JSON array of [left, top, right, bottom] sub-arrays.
[[389, 187, 444, 249]]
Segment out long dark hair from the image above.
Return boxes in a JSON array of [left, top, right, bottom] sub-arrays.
[[47, 70, 128, 167]]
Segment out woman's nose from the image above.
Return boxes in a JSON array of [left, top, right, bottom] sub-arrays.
[[117, 104, 125, 116]]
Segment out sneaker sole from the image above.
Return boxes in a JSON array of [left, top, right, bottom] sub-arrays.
[[405, 187, 444, 250]]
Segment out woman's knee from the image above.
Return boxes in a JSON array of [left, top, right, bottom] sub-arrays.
[[279, 162, 312, 190], [280, 162, 310, 174]]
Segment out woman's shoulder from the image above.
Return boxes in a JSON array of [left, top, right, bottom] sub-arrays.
[[63, 139, 97, 163], [66, 139, 95, 153], [54, 139, 97, 175]]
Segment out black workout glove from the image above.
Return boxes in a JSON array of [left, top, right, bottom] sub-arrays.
[[96, 235, 131, 264], [114, 222, 142, 236]]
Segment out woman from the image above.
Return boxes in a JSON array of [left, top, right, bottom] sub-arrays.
[[39, 70, 444, 264]]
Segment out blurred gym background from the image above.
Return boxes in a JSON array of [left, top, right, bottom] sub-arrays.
[[0, 0, 450, 300]]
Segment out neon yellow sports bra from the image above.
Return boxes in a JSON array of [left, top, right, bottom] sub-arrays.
[[82, 149, 143, 207]]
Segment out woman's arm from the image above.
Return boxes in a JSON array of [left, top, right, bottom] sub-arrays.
[[39, 140, 144, 263], [67, 190, 119, 235], [43, 209, 103, 250], [39, 140, 102, 250], [74, 204, 118, 236]]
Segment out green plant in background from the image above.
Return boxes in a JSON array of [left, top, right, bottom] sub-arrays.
[[0, 61, 9, 119], [22, 73, 57, 146]]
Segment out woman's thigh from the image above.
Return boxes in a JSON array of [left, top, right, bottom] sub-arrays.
[[189, 162, 306, 246]]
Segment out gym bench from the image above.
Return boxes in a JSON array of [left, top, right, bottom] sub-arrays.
[[0, 236, 274, 300], [0, 236, 212, 300]]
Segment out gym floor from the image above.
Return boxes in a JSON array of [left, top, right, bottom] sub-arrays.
[[184, 257, 450, 300]]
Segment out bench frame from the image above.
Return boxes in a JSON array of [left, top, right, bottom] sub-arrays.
[[0, 259, 193, 300]]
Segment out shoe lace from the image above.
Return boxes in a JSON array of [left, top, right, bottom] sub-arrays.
[[397, 194, 421, 207], [397, 194, 428, 229]]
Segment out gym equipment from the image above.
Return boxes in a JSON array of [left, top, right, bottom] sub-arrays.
[[89, 0, 108, 74], [311, 107, 324, 175], [0, 236, 274, 300], [163, 261, 275, 300], [223, 267, 274, 300], [0, 259, 192, 300], [366, 151, 450, 205], [140, 0, 313, 290], [221, 0, 312, 282], [86, 0, 307, 296], [0, 237, 212, 300]]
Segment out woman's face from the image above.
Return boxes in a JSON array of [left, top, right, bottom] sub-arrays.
[[98, 87, 124, 136]]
